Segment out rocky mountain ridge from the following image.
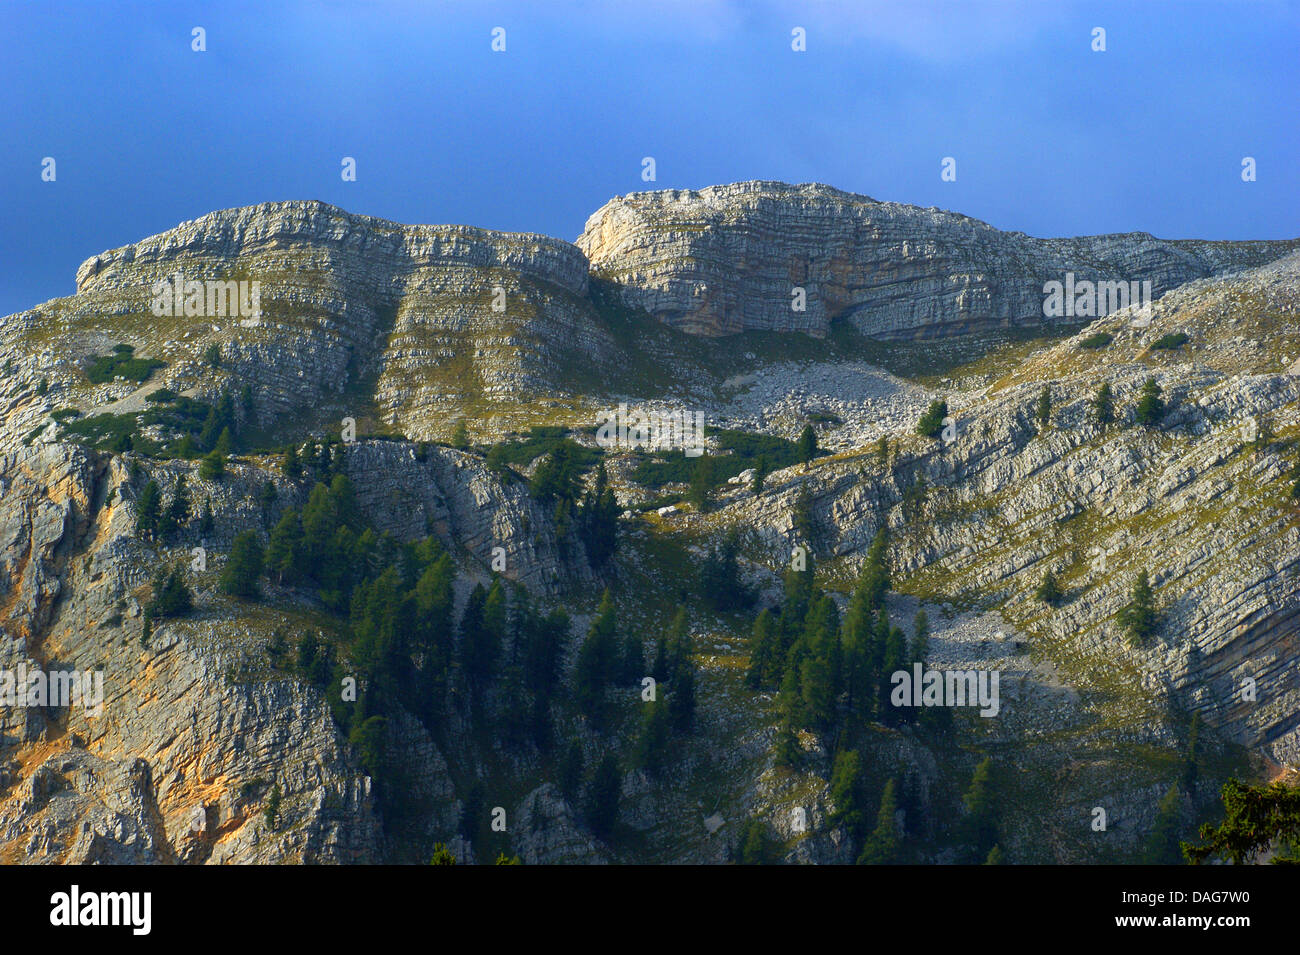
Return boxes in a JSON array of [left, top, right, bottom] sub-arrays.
[[2, 185, 1298, 864]]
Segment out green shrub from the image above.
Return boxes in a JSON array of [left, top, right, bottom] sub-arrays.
[[1150, 332, 1189, 350], [1080, 332, 1113, 349], [85, 344, 164, 384]]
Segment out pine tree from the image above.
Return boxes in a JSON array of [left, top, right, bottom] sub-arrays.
[[1092, 382, 1115, 426], [451, 419, 470, 450], [1182, 712, 1202, 794], [258, 480, 277, 525], [220, 530, 264, 598], [577, 462, 619, 568], [558, 741, 585, 803], [669, 651, 697, 733], [792, 485, 816, 549], [962, 758, 999, 862], [916, 399, 948, 438], [1184, 777, 1300, 865], [911, 609, 929, 663], [797, 424, 818, 464], [1143, 784, 1185, 865], [574, 590, 618, 721], [198, 497, 214, 535], [266, 508, 303, 584], [687, 453, 714, 513], [737, 819, 773, 864], [1118, 570, 1159, 645], [135, 479, 162, 539], [751, 455, 767, 495], [161, 474, 190, 541], [875, 435, 890, 469], [147, 565, 193, 618], [1135, 377, 1165, 427], [828, 750, 865, 834], [773, 713, 802, 769], [283, 444, 302, 480], [861, 527, 891, 611], [1034, 385, 1052, 429], [634, 698, 671, 775], [429, 843, 457, 865], [746, 609, 777, 688], [264, 782, 282, 830], [857, 778, 902, 864], [584, 753, 622, 839], [199, 448, 225, 480], [1034, 569, 1063, 605]]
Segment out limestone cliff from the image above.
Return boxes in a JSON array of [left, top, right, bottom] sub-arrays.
[[578, 181, 1299, 339]]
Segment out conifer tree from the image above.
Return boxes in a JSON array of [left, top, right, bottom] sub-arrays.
[[1143, 784, 1186, 865], [916, 399, 948, 438], [797, 424, 818, 464], [687, 453, 714, 512], [135, 479, 162, 539], [574, 590, 618, 720], [828, 749, 865, 834], [558, 741, 585, 803], [148, 565, 194, 618], [1118, 570, 1159, 644], [857, 778, 903, 865], [1035, 569, 1063, 605], [1092, 381, 1115, 426], [429, 843, 457, 865], [634, 698, 671, 775], [199, 448, 225, 480], [746, 609, 777, 689], [1184, 777, 1300, 865], [220, 530, 264, 598], [669, 656, 696, 734], [1135, 377, 1164, 427], [1034, 385, 1052, 428], [283, 443, 302, 480], [161, 474, 190, 541], [911, 609, 929, 663], [585, 754, 622, 839], [962, 758, 999, 862], [266, 508, 303, 584]]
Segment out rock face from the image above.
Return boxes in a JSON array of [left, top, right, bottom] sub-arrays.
[[65, 200, 610, 437], [723, 252, 1300, 766], [2, 184, 1298, 865], [578, 181, 1300, 338]]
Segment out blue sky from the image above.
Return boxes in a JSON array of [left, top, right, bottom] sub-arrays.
[[2, 0, 1297, 316]]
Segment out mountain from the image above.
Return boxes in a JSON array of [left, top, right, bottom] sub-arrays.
[[579, 180, 1299, 338], [1, 183, 1297, 864]]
